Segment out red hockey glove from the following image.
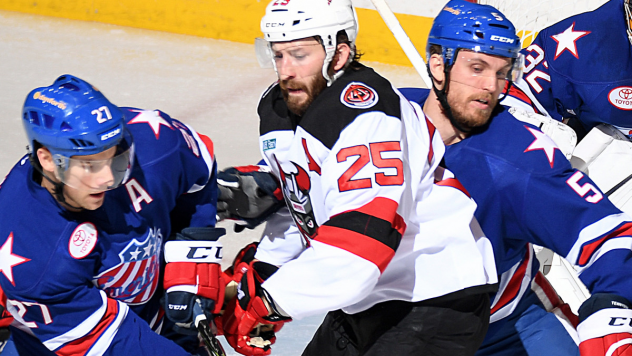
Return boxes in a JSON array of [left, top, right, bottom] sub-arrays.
[[578, 293, 632, 356], [222, 261, 291, 356], [224, 242, 259, 283], [163, 227, 226, 332], [0, 288, 12, 352], [217, 165, 284, 232]]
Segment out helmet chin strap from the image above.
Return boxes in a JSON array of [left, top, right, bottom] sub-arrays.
[[321, 41, 355, 86], [428, 59, 474, 135], [30, 155, 83, 211]]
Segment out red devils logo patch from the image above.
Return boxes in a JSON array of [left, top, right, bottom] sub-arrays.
[[341, 82, 379, 109]]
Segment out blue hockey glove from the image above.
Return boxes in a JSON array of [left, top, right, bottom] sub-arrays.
[[217, 166, 284, 232], [164, 227, 226, 333]]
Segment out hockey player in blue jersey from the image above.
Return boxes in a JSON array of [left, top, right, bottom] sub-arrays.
[[506, 0, 632, 137], [400, 1, 632, 356], [0, 75, 225, 355]]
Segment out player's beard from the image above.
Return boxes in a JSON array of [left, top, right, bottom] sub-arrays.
[[447, 91, 498, 132], [280, 73, 328, 117]]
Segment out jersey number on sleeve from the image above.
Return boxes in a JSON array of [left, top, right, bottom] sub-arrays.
[[523, 44, 551, 94], [567, 171, 603, 203], [7, 299, 52, 328], [336, 141, 403, 192]]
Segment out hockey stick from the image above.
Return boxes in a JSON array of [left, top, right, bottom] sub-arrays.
[[193, 298, 226, 356], [369, 0, 433, 88]]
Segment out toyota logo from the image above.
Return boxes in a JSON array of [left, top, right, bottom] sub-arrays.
[[620, 88, 632, 100], [73, 230, 86, 246]]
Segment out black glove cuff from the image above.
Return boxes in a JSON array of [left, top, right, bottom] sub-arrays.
[[177, 227, 226, 241], [578, 293, 632, 323]]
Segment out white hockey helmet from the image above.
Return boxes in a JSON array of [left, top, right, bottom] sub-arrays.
[[259, 0, 359, 85]]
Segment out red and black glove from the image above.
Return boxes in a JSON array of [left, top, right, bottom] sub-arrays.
[[163, 227, 226, 332], [224, 242, 259, 283], [217, 165, 284, 232], [578, 293, 632, 355], [222, 261, 291, 356]]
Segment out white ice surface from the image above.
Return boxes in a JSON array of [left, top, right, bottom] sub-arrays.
[[0, 9, 425, 355]]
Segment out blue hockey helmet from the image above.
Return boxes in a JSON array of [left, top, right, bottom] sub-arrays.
[[22, 75, 134, 190], [427, 0, 522, 74]]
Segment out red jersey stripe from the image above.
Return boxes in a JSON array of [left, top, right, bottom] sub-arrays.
[[435, 178, 471, 198], [578, 222, 632, 266], [491, 249, 530, 315], [55, 298, 120, 356], [315, 225, 397, 273]]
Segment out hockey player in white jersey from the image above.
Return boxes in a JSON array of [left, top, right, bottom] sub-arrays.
[[214, 0, 498, 355]]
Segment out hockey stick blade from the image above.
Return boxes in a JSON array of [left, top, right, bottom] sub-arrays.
[[193, 298, 226, 356]]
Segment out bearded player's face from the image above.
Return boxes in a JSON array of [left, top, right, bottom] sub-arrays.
[[272, 37, 328, 116], [446, 50, 513, 131]]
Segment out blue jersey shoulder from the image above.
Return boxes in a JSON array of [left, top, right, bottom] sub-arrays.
[[451, 107, 572, 175]]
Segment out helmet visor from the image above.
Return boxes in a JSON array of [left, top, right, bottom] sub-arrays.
[[255, 37, 325, 71], [54, 129, 134, 192], [452, 52, 524, 85]]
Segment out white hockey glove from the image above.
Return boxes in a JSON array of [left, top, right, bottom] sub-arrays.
[[508, 107, 577, 159], [217, 166, 285, 232], [577, 293, 632, 355]]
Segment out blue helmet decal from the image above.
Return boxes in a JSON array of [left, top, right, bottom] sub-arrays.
[[22, 74, 127, 158], [427, 0, 521, 66]]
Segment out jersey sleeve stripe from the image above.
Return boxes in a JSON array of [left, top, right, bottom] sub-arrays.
[[426, 117, 436, 164], [323, 197, 406, 245], [578, 222, 632, 266], [435, 178, 471, 198], [43, 291, 109, 350], [185, 124, 215, 194], [315, 225, 397, 273], [507, 84, 542, 115], [491, 248, 531, 315], [52, 293, 127, 355], [316, 197, 404, 272]]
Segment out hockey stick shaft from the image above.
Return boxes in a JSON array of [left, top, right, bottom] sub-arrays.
[[369, 0, 433, 88], [193, 298, 226, 356]]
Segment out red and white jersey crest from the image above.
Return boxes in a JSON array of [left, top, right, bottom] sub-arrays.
[[95, 227, 162, 305]]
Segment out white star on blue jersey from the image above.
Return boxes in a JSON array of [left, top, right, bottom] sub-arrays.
[[128, 110, 173, 139], [524, 127, 561, 168], [0, 232, 30, 286], [551, 23, 591, 60]]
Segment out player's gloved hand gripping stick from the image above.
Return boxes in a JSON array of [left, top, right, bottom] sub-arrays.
[[163, 227, 227, 355], [193, 297, 227, 356], [222, 261, 291, 356]]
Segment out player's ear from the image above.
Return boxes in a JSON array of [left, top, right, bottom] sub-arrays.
[[332, 43, 351, 72], [37, 147, 55, 174], [428, 54, 446, 89]]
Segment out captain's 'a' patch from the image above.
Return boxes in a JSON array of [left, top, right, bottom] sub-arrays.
[[340, 82, 379, 109]]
